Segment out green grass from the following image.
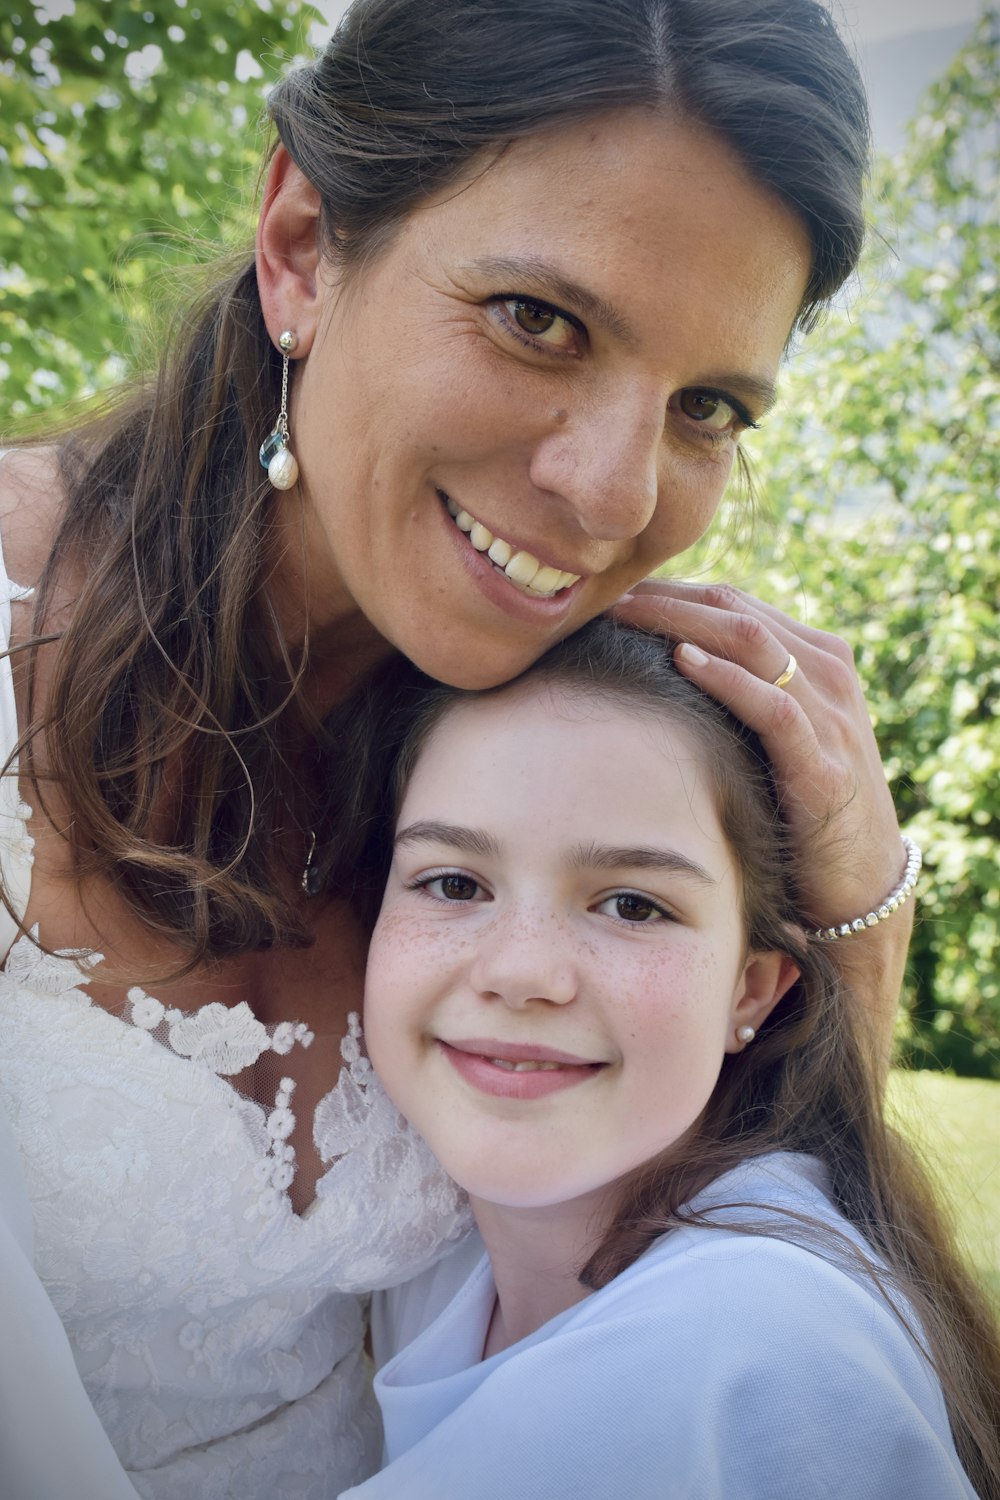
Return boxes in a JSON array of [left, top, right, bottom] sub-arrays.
[[887, 1069, 1000, 1306]]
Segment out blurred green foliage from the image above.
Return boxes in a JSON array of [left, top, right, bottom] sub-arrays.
[[742, 9, 999, 1076], [0, 0, 320, 414]]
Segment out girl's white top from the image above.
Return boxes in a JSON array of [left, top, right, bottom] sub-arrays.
[[0, 535, 471, 1500], [353, 1152, 980, 1500]]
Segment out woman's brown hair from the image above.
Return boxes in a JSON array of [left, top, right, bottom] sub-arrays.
[[375, 619, 1000, 1499]]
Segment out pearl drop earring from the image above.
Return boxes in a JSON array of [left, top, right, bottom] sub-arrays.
[[259, 330, 299, 491]]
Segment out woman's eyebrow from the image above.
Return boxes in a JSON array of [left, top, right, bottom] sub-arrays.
[[463, 253, 638, 346], [394, 821, 501, 860], [572, 842, 716, 885]]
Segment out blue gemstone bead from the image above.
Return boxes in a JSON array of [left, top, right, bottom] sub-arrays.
[[259, 427, 286, 469]]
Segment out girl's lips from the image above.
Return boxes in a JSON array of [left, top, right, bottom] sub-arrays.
[[438, 1039, 604, 1100]]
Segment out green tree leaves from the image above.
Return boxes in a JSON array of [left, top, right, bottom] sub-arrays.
[[746, 9, 999, 1075], [0, 0, 320, 414]]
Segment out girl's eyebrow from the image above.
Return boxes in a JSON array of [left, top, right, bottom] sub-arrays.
[[394, 821, 502, 860], [394, 823, 715, 885], [572, 842, 716, 885]]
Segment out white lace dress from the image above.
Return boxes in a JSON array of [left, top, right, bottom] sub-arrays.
[[0, 561, 471, 1499]]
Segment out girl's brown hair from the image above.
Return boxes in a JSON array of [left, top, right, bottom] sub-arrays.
[[376, 619, 1000, 1499], [7, 0, 870, 960]]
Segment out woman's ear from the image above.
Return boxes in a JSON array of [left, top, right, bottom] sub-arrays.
[[256, 145, 324, 355], [725, 951, 801, 1053]]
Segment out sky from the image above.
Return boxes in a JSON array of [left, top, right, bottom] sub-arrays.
[[841, 0, 980, 43]]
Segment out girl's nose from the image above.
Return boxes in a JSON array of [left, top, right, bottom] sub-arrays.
[[528, 385, 661, 542], [468, 913, 579, 1010]]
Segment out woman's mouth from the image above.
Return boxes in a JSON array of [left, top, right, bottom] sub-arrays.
[[437, 489, 581, 599]]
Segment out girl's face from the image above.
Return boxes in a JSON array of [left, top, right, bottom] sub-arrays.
[[364, 683, 791, 1222], [283, 108, 811, 688]]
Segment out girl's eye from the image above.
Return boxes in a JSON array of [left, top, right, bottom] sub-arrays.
[[420, 873, 483, 903], [494, 296, 581, 354], [676, 388, 756, 435], [594, 892, 672, 924]]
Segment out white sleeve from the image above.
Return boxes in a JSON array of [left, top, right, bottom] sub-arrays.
[[0, 1099, 143, 1500], [342, 1235, 979, 1500]]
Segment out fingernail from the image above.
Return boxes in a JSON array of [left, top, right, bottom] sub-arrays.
[[676, 643, 709, 669]]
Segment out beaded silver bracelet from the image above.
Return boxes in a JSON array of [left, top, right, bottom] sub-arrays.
[[812, 836, 923, 942]]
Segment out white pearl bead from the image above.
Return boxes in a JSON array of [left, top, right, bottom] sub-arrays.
[[268, 447, 299, 491]]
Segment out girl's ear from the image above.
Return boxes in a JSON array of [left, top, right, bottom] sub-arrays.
[[725, 951, 801, 1053], [256, 145, 325, 355]]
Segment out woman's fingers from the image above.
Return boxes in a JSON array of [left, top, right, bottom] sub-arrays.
[[617, 577, 840, 658]]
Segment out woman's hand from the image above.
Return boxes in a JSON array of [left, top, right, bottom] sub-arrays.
[[613, 578, 913, 1067]]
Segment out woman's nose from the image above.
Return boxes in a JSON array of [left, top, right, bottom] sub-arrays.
[[527, 385, 661, 541], [469, 912, 579, 1010]]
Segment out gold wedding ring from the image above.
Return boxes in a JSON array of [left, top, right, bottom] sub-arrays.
[[771, 653, 798, 690]]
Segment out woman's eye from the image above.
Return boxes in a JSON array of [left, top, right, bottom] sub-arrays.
[[595, 892, 670, 924], [495, 297, 580, 354], [422, 873, 482, 902], [513, 299, 557, 336], [676, 388, 755, 434]]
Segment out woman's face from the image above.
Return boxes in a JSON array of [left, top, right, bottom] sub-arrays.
[[289, 108, 811, 688], [364, 682, 787, 1219]]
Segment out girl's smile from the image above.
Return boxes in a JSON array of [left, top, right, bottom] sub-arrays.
[[437, 1038, 605, 1100]]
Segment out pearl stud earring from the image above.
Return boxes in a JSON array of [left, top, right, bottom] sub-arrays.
[[736, 1025, 756, 1045]]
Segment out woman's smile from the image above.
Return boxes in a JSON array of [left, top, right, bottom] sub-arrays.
[[438, 490, 583, 599]]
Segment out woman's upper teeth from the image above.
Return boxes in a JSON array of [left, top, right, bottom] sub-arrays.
[[445, 495, 581, 597]]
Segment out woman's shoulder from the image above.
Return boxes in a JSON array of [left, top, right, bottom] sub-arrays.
[[0, 447, 66, 594]]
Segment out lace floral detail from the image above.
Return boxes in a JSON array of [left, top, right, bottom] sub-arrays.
[[313, 1013, 472, 1293], [4, 923, 100, 994], [125, 991, 316, 1075], [3, 794, 35, 867], [0, 577, 35, 606], [118, 983, 320, 1222]]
